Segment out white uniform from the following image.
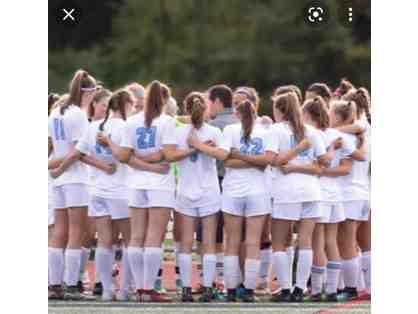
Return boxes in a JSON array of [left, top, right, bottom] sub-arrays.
[[48, 105, 89, 208], [317, 129, 356, 223], [76, 118, 129, 219], [219, 124, 271, 217], [266, 123, 326, 220], [48, 171, 55, 226], [121, 112, 176, 209], [174, 123, 222, 217], [339, 122, 371, 221]]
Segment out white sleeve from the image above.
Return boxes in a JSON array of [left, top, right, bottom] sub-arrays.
[[310, 130, 327, 158], [213, 127, 223, 147], [265, 128, 279, 153], [340, 134, 356, 158], [69, 110, 89, 142], [110, 122, 126, 145], [75, 127, 91, 155], [161, 116, 177, 145], [120, 123, 134, 149], [219, 126, 233, 152]]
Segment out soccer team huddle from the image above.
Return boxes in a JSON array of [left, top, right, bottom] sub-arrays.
[[48, 69, 371, 304]]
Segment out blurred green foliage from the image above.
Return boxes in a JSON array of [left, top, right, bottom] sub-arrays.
[[49, 0, 370, 115]]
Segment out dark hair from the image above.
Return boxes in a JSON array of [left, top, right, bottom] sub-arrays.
[[306, 83, 332, 105], [208, 84, 233, 108], [273, 92, 305, 143], [99, 90, 132, 131], [302, 96, 330, 130], [236, 100, 255, 144], [88, 89, 112, 120], [48, 93, 60, 116], [273, 85, 303, 104], [184, 92, 206, 129], [335, 78, 355, 98], [342, 88, 371, 125], [234, 86, 260, 112], [160, 83, 171, 104], [61, 69, 96, 114], [144, 80, 165, 127]]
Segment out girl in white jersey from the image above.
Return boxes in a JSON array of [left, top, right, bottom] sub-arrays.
[[301, 96, 366, 302], [265, 92, 327, 303], [48, 70, 99, 300], [66, 90, 132, 301], [329, 100, 370, 301], [173, 92, 224, 302], [118, 80, 194, 302], [207, 100, 269, 302]]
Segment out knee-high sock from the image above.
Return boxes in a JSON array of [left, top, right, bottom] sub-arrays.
[[95, 247, 113, 294], [178, 253, 192, 288], [121, 248, 133, 292], [311, 265, 326, 295], [64, 249, 82, 286], [143, 247, 163, 290], [224, 256, 240, 289], [48, 248, 64, 286], [295, 249, 313, 290], [361, 251, 371, 292], [259, 248, 271, 286], [286, 246, 295, 285], [203, 254, 217, 288], [326, 261, 342, 294], [272, 251, 290, 290], [128, 247, 144, 290], [342, 256, 359, 288], [244, 259, 260, 290]]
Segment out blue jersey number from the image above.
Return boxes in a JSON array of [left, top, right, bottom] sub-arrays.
[[136, 126, 157, 149], [239, 137, 263, 155], [95, 134, 112, 155], [53, 118, 66, 141]]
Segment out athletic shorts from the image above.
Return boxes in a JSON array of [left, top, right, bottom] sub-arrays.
[[48, 205, 55, 226], [175, 193, 220, 218], [342, 200, 370, 221], [272, 201, 321, 221], [88, 196, 129, 220], [129, 189, 175, 209], [317, 202, 346, 224], [53, 183, 89, 209], [221, 194, 271, 217]]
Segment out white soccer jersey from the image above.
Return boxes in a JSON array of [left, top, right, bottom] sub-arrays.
[[318, 128, 356, 202], [175, 123, 222, 200], [121, 112, 176, 191], [265, 123, 326, 203], [219, 124, 270, 197], [48, 105, 89, 186], [76, 118, 128, 199], [339, 130, 370, 202]]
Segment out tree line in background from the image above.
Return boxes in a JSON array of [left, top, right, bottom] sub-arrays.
[[49, 0, 370, 115]]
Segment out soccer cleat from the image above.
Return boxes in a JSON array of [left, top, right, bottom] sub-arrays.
[[77, 280, 85, 293], [141, 290, 172, 302], [271, 289, 292, 302], [93, 282, 103, 296], [291, 286, 305, 302], [63, 286, 84, 301], [181, 287, 194, 302], [310, 293, 325, 302], [48, 285, 64, 300], [324, 292, 339, 302], [154, 278, 167, 294], [241, 288, 258, 303], [227, 289, 237, 302], [236, 283, 246, 300], [175, 278, 183, 292], [198, 287, 213, 303], [342, 287, 358, 301]]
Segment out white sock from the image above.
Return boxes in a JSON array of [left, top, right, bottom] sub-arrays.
[[224, 256, 240, 289], [174, 242, 181, 282], [259, 248, 271, 286], [326, 261, 342, 294], [95, 247, 113, 294], [272, 251, 290, 290], [216, 253, 224, 284], [361, 251, 371, 292], [244, 258, 260, 290], [121, 248, 132, 292], [64, 249, 82, 286], [143, 247, 163, 290], [295, 249, 313, 290], [311, 265, 326, 295], [79, 247, 90, 282], [358, 265, 365, 290], [48, 248, 64, 286], [128, 246, 144, 290], [286, 246, 295, 285], [342, 256, 359, 288], [203, 254, 217, 288], [196, 254, 203, 285], [338, 272, 345, 290], [178, 253, 192, 288]]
